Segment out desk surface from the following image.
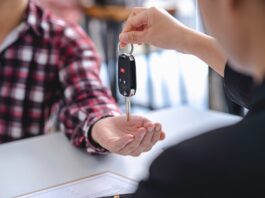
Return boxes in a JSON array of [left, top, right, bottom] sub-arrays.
[[0, 106, 241, 198]]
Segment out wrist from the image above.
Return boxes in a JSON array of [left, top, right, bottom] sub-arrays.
[[184, 29, 209, 56], [90, 116, 112, 145], [91, 124, 99, 144], [171, 23, 202, 55], [195, 33, 227, 76]]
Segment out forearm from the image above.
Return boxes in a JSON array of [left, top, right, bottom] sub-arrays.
[[179, 28, 227, 77], [120, 7, 227, 76], [195, 33, 227, 76], [60, 95, 120, 154]]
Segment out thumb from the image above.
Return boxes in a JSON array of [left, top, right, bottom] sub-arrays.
[[119, 31, 146, 45]]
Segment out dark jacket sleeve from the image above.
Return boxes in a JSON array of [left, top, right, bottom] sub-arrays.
[[224, 63, 254, 109]]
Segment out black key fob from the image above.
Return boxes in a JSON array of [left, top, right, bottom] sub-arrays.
[[118, 53, 137, 97]]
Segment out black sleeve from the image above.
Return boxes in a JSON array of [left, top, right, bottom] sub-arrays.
[[224, 63, 254, 109]]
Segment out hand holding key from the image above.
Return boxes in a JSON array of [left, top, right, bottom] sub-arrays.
[[119, 7, 196, 54]]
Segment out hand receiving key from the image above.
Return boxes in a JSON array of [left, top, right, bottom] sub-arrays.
[[91, 115, 165, 156]]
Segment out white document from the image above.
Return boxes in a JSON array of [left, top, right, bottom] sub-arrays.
[[18, 172, 138, 198]]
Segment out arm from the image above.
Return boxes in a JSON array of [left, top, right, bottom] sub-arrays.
[[186, 31, 227, 77], [58, 25, 121, 154], [120, 7, 254, 108], [119, 7, 227, 76], [58, 25, 165, 155]]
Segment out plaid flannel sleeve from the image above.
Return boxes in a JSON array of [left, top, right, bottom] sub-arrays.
[[58, 25, 121, 154]]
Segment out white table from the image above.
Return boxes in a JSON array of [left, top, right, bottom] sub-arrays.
[[0, 106, 241, 198]]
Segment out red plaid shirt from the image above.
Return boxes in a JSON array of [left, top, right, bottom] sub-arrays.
[[0, 1, 120, 153]]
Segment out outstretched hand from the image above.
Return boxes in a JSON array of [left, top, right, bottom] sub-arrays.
[[91, 115, 165, 156]]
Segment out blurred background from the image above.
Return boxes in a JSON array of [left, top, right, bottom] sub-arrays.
[[36, 0, 243, 116]]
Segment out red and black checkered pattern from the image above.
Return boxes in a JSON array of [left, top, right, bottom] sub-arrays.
[[0, 1, 120, 153]]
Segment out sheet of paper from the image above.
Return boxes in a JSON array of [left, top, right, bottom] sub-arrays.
[[18, 172, 138, 198]]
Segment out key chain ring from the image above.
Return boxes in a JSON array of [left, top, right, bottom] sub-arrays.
[[118, 42, 134, 55]]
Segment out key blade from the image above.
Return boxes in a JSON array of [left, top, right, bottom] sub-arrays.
[[125, 97, 131, 122]]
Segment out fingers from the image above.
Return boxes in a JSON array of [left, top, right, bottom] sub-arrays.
[[119, 41, 127, 48], [122, 8, 147, 32], [129, 7, 147, 17], [111, 134, 134, 153], [118, 127, 146, 155], [109, 116, 165, 156], [119, 31, 147, 47], [120, 122, 164, 157], [140, 122, 155, 148], [94, 116, 165, 156], [123, 7, 148, 33], [119, 8, 149, 47], [139, 122, 161, 152], [151, 123, 162, 143]]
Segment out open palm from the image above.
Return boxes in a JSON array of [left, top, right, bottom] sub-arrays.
[[92, 115, 165, 156]]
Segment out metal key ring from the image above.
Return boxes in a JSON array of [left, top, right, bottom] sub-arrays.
[[118, 42, 134, 55]]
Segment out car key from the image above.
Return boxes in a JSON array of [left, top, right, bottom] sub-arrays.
[[117, 43, 137, 121]]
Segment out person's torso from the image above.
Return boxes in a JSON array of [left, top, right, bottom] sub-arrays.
[[0, 2, 70, 143]]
